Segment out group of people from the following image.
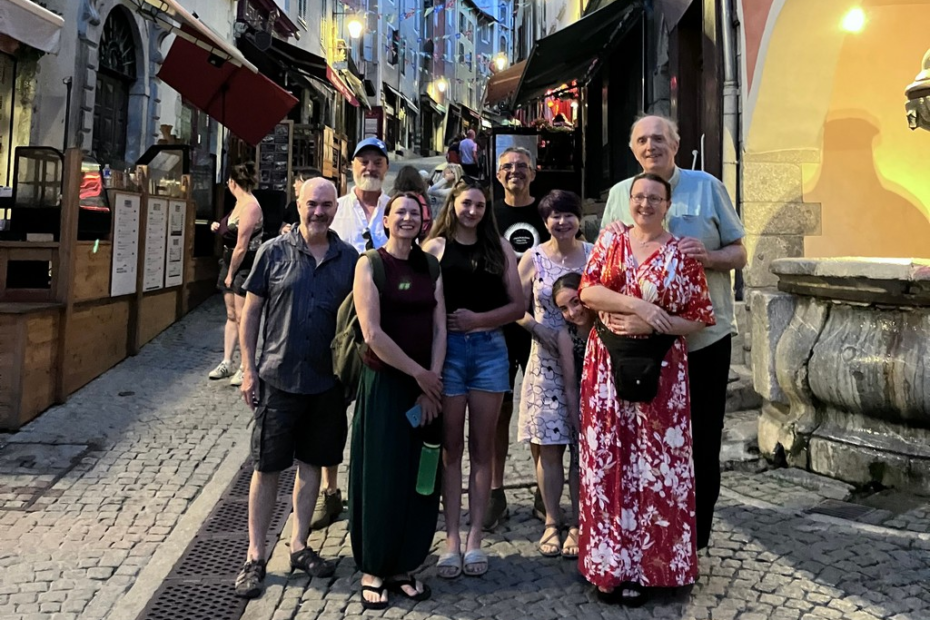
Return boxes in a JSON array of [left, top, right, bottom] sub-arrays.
[[218, 114, 746, 610]]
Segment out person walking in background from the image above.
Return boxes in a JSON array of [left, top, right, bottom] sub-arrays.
[[281, 170, 321, 234], [514, 190, 591, 560], [314, 138, 392, 532], [601, 115, 746, 550], [234, 178, 357, 599], [487, 146, 550, 530], [422, 179, 523, 579], [390, 165, 433, 240], [446, 135, 462, 165], [579, 173, 715, 605], [349, 193, 446, 610], [459, 129, 480, 178], [208, 162, 263, 387], [427, 163, 464, 219]]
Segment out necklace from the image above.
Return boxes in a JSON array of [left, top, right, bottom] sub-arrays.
[[631, 230, 665, 246], [550, 240, 580, 266]]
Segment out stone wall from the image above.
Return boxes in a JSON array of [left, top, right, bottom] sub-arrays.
[[752, 257, 930, 492]]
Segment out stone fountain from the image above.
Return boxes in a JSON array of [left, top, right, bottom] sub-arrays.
[[751, 258, 930, 492]]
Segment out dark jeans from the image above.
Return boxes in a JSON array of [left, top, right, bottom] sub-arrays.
[[688, 334, 731, 550]]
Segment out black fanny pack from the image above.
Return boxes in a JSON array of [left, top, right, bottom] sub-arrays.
[[595, 320, 677, 402]]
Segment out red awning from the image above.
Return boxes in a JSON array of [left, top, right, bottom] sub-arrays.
[[157, 28, 298, 146]]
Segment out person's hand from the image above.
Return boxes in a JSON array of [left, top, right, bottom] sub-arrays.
[[417, 394, 441, 426], [280, 223, 293, 235], [633, 299, 673, 333], [532, 323, 560, 354], [210, 221, 220, 233], [678, 236, 709, 265], [240, 368, 259, 411], [599, 311, 653, 336], [224, 275, 233, 289], [448, 309, 481, 333], [415, 368, 443, 403], [605, 221, 630, 236]]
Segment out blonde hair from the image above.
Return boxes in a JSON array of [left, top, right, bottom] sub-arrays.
[[444, 163, 465, 184]]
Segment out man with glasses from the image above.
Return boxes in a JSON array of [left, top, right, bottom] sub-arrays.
[[318, 138, 391, 531], [485, 146, 551, 530], [600, 115, 746, 551]]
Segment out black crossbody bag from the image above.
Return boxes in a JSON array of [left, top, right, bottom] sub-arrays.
[[595, 319, 677, 402]]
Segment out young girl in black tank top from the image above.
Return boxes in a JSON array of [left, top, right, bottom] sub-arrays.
[[422, 180, 523, 579]]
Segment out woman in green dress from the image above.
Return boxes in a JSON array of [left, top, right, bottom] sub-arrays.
[[349, 193, 447, 610]]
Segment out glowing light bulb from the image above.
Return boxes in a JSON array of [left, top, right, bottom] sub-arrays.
[[347, 18, 363, 39], [841, 7, 866, 33], [437, 79, 447, 93], [495, 56, 507, 71]]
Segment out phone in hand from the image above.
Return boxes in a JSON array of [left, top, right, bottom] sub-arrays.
[[405, 403, 422, 428]]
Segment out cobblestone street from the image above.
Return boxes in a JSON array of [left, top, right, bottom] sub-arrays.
[[2, 297, 930, 620]]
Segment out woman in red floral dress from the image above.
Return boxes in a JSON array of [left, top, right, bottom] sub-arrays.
[[577, 173, 715, 604]]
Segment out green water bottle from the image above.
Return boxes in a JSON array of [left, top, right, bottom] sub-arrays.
[[415, 442, 441, 496]]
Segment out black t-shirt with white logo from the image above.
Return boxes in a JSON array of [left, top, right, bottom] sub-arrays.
[[493, 198, 550, 257]]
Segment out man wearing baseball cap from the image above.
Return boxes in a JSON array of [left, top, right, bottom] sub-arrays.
[[313, 137, 391, 531]]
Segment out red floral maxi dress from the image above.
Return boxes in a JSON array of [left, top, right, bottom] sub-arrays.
[[577, 229, 715, 589]]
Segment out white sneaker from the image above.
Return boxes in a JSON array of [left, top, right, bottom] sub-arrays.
[[209, 361, 233, 380], [229, 367, 244, 387]]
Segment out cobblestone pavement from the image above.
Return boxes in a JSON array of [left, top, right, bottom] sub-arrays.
[[0, 297, 251, 620], [3, 296, 930, 620]]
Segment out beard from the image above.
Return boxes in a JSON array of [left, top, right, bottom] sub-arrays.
[[356, 175, 383, 192]]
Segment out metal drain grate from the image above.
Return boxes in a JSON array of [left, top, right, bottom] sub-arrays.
[[806, 499, 876, 520], [141, 582, 245, 620], [136, 461, 296, 620], [203, 499, 290, 535]]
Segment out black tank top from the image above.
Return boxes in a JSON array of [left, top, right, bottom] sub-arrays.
[[440, 239, 509, 313]]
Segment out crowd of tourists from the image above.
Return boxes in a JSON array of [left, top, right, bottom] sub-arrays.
[[209, 115, 747, 610]]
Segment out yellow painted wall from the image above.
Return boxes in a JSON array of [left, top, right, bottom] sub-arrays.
[[746, 0, 930, 259]]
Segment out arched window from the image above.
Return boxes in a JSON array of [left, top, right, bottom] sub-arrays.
[[93, 9, 137, 167]]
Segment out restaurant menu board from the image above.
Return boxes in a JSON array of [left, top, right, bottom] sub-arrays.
[[143, 198, 168, 291], [110, 193, 141, 297], [164, 200, 186, 287], [258, 123, 290, 192]]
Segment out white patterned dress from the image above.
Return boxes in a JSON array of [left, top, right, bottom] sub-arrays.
[[517, 243, 593, 445]]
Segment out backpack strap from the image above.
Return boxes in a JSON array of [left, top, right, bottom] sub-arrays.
[[424, 252, 441, 283], [365, 249, 386, 292]]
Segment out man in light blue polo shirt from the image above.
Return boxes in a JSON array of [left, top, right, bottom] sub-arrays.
[[601, 115, 747, 550]]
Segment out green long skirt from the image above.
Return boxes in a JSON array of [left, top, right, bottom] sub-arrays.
[[348, 365, 441, 577]]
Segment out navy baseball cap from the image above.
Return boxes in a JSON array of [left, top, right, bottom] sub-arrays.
[[353, 137, 389, 160]]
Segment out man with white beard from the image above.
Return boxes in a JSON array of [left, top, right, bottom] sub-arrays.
[[311, 138, 391, 531], [331, 138, 391, 253]]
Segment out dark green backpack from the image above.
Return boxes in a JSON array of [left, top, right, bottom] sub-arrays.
[[331, 249, 440, 403]]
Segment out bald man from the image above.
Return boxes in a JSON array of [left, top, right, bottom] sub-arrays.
[[234, 178, 359, 598], [601, 115, 747, 551]]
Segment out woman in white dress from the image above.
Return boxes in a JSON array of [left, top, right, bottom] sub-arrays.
[[515, 190, 592, 558]]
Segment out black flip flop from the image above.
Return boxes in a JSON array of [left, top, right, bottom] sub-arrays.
[[360, 584, 389, 610], [386, 577, 432, 601], [616, 581, 647, 608]]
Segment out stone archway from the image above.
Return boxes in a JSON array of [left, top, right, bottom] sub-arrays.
[[92, 7, 137, 166]]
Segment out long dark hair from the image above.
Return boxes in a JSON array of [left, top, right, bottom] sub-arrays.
[[391, 165, 427, 196], [229, 162, 257, 193], [552, 272, 582, 299], [384, 192, 429, 272], [427, 178, 505, 275]]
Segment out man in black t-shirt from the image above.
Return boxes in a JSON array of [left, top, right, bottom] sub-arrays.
[[485, 146, 550, 530]]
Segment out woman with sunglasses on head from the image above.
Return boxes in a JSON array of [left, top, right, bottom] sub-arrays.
[[350, 193, 446, 610], [422, 179, 524, 579], [577, 173, 715, 606], [208, 162, 263, 386]]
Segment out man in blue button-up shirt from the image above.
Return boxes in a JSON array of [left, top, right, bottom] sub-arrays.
[[601, 115, 747, 551], [233, 178, 358, 599]]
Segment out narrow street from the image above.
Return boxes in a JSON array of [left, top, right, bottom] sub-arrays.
[[1, 297, 929, 620]]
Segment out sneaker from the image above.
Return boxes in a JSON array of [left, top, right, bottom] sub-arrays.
[[483, 488, 509, 531], [229, 367, 244, 386], [533, 486, 547, 521], [234, 559, 266, 599], [310, 489, 343, 530], [209, 361, 232, 380]]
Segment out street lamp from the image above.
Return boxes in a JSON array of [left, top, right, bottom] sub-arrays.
[[347, 17, 363, 39], [436, 78, 447, 93], [494, 54, 507, 72]]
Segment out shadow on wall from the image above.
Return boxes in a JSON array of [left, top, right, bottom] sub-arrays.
[[804, 115, 930, 259]]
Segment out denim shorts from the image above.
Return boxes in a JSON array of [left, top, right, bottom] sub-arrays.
[[443, 329, 511, 396]]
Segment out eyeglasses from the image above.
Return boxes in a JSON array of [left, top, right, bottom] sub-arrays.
[[499, 163, 530, 172], [630, 194, 668, 206]]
